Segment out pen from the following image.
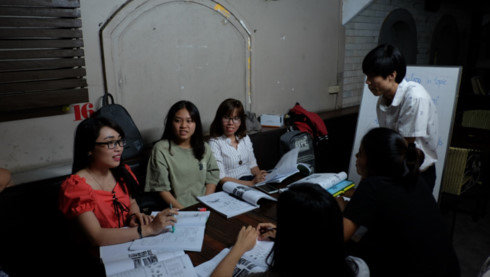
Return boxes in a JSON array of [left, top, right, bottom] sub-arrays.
[[170, 203, 175, 233]]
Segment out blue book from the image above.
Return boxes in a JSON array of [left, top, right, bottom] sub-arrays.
[[327, 180, 355, 197]]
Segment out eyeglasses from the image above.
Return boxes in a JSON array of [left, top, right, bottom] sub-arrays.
[[95, 139, 126, 149], [222, 116, 241, 123]]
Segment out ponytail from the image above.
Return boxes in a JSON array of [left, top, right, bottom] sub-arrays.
[[402, 142, 424, 183]]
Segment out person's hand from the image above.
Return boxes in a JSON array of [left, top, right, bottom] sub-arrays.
[[146, 208, 179, 235], [257, 222, 276, 241], [128, 212, 154, 227], [335, 196, 348, 212], [233, 225, 258, 253], [252, 170, 268, 184]]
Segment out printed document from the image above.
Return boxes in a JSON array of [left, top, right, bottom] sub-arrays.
[[107, 253, 197, 277], [100, 242, 185, 276], [255, 147, 299, 186], [128, 211, 210, 252], [197, 182, 276, 218], [195, 240, 274, 277]]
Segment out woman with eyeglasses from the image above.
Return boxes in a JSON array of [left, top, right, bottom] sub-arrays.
[[145, 100, 220, 209], [59, 117, 178, 251], [209, 98, 268, 187]]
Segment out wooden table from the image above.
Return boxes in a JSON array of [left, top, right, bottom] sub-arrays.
[[184, 174, 305, 266], [185, 197, 278, 266]]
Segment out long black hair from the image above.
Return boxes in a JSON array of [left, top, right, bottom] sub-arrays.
[[209, 98, 247, 140], [161, 100, 205, 160], [72, 116, 138, 195], [360, 127, 424, 184], [362, 44, 406, 83], [268, 183, 357, 276]]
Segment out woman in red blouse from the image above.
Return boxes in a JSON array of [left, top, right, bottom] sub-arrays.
[[59, 117, 178, 247]]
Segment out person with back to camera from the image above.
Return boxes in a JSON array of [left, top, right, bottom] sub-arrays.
[[209, 98, 268, 187], [59, 118, 178, 259], [145, 100, 220, 209], [362, 44, 439, 192], [341, 127, 459, 277], [211, 183, 370, 277]]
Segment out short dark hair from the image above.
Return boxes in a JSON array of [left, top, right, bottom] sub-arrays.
[[209, 98, 247, 139], [161, 100, 205, 160], [362, 44, 406, 83]]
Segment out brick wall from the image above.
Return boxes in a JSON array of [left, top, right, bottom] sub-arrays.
[[341, 0, 470, 108]]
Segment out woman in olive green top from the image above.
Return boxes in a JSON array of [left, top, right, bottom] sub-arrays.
[[145, 100, 220, 209]]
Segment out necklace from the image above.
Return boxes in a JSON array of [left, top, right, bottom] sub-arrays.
[[231, 136, 242, 165], [87, 169, 114, 191]]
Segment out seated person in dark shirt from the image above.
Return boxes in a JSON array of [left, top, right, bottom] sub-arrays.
[[341, 127, 459, 277]]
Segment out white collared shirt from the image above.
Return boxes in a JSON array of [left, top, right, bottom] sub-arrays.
[[209, 135, 258, 179], [377, 79, 439, 171]]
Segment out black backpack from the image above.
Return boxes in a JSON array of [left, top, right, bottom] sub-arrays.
[[279, 130, 315, 173], [93, 93, 144, 160]]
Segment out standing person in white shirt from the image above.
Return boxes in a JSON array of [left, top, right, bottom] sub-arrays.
[[209, 98, 268, 187], [362, 44, 439, 192]]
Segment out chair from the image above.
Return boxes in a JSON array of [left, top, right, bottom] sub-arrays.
[[441, 109, 490, 238], [462, 109, 490, 131]]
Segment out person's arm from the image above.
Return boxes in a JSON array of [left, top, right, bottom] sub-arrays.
[[205, 183, 216, 195], [0, 168, 13, 192], [127, 198, 154, 226], [77, 208, 177, 246], [211, 225, 258, 277], [343, 217, 358, 242], [250, 166, 267, 184], [219, 176, 254, 187], [160, 191, 185, 210]]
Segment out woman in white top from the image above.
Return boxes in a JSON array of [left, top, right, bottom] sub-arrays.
[[209, 98, 268, 187]]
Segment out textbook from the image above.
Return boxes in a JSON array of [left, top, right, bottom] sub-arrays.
[[197, 181, 276, 218], [288, 171, 355, 197], [128, 211, 210, 252], [255, 147, 300, 187], [194, 239, 274, 277]]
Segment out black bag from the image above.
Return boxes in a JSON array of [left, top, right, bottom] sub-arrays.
[[94, 93, 144, 160], [279, 130, 315, 173]]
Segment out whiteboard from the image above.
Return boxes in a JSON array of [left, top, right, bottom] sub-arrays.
[[348, 66, 462, 200]]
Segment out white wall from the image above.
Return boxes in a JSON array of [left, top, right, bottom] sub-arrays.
[[1, 0, 344, 184]]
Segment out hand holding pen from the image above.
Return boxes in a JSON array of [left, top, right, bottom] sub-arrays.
[[257, 222, 277, 241], [153, 207, 178, 231]]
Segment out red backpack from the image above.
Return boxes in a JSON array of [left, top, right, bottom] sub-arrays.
[[286, 103, 328, 140]]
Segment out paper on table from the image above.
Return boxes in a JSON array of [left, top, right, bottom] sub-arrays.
[[222, 182, 276, 206], [129, 226, 205, 252], [107, 253, 197, 277], [197, 191, 257, 218], [100, 242, 185, 276], [194, 240, 273, 277], [197, 182, 276, 218], [150, 211, 210, 227], [289, 171, 347, 190]]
